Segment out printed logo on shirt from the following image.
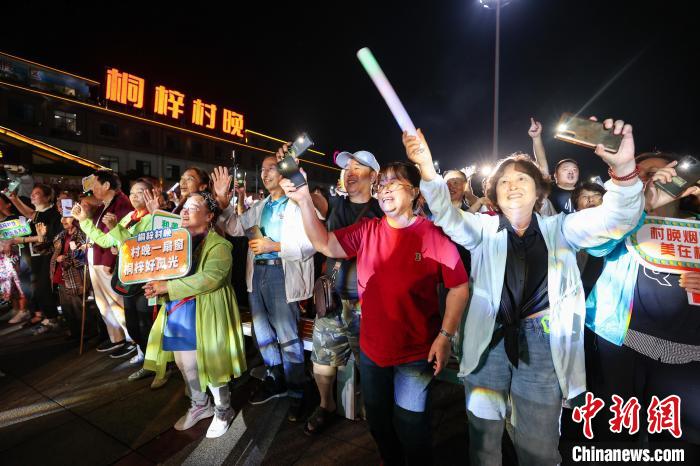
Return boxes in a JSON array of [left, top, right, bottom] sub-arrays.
[[643, 267, 672, 287], [415, 253, 422, 262]]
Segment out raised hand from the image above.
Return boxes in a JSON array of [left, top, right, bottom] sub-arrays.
[[402, 129, 437, 180], [644, 160, 700, 211], [35, 222, 47, 238], [71, 204, 87, 222], [211, 166, 234, 209], [528, 117, 543, 139], [143, 189, 162, 214], [102, 212, 118, 230], [591, 117, 636, 180], [275, 143, 290, 162], [279, 172, 311, 204]]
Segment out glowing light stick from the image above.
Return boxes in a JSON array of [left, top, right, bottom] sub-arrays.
[[356, 47, 417, 136]]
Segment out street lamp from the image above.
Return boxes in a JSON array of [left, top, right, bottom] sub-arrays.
[[480, 0, 512, 159]]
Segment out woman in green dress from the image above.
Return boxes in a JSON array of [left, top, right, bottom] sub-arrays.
[[143, 191, 246, 439]]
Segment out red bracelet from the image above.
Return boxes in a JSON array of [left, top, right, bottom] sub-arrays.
[[608, 165, 640, 181]]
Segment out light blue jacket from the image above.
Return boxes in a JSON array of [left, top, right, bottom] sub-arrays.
[[420, 177, 644, 400], [585, 213, 647, 346]]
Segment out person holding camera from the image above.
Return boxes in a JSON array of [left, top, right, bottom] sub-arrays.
[[404, 117, 643, 466], [212, 158, 315, 422]]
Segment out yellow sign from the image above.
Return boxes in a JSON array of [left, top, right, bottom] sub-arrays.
[[105, 68, 145, 109], [104, 67, 245, 139], [118, 228, 191, 284]]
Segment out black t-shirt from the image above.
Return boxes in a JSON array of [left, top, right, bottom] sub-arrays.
[[549, 183, 575, 214], [326, 196, 384, 299], [31, 207, 62, 256], [630, 264, 700, 345]]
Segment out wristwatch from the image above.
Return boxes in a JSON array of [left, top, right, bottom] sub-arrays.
[[439, 329, 456, 343]]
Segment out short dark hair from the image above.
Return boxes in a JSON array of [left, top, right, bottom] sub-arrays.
[[193, 190, 222, 223], [133, 178, 155, 192], [554, 158, 578, 172], [33, 183, 54, 202], [444, 170, 467, 181], [184, 167, 210, 187], [571, 182, 607, 209], [93, 169, 121, 191], [378, 162, 421, 208], [485, 154, 551, 213], [635, 151, 679, 164]]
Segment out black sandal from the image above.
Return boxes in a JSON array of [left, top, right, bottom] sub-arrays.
[[303, 406, 333, 436]]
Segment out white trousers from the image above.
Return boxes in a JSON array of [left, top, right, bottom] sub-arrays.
[[174, 350, 230, 408], [87, 249, 128, 343]]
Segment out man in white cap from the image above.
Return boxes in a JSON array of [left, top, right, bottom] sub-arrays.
[[303, 150, 385, 435]]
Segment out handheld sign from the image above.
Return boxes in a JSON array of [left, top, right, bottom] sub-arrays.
[[152, 209, 182, 230], [61, 199, 73, 217], [356, 47, 417, 136], [626, 216, 700, 305], [0, 218, 32, 240], [118, 228, 191, 285]]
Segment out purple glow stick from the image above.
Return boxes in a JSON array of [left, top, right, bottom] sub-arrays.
[[357, 47, 417, 136]]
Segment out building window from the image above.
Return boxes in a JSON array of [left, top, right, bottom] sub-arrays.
[[191, 141, 203, 157], [214, 146, 226, 163], [166, 164, 180, 181], [99, 122, 119, 138], [8, 100, 35, 123], [134, 129, 151, 147], [136, 160, 151, 176], [53, 110, 77, 133], [99, 155, 119, 172], [165, 135, 182, 153]]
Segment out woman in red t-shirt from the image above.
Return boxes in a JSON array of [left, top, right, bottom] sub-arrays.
[[281, 162, 469, 465]]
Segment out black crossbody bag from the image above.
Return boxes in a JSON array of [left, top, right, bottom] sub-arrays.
[[312, 203, 370, 318]]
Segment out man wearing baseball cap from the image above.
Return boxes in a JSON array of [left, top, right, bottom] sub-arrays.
[[304, 150, 384, 435]]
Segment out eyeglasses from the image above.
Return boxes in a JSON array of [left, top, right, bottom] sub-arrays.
[[377, 179, 412, 193], [181, 204, 202, 213]]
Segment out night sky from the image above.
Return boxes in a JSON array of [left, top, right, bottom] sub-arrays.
[[1, 0, 697, 179]]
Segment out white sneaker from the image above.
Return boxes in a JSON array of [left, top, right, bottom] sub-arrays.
[[206, 407, 235, 438], [129, 353, 144, 364], [174, 399, 214, 431], [8, 310, 30, 324]]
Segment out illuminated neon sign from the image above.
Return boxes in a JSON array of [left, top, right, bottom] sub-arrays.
[[104, 68, 245, 139]]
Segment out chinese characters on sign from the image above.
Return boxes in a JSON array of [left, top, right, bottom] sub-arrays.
[[104, 68, 245, 138], [118, 228, 191, 285], [627, 216, 700, 305], [0, 218, 32, 240], [151, 209, 181, 231], [572, 393, 682, 440]]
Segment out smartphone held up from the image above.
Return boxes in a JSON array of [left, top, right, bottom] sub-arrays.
[[654, 155, 700, 198], [277, 133, 314, 188], [554, 113, 623, 154]]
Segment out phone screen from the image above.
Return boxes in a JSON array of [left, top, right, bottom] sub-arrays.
[[554, 113, 623, 154], [654, 155, 700, 198]]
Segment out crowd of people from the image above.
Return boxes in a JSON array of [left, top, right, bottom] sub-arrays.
[[0, 116, 698, 463]]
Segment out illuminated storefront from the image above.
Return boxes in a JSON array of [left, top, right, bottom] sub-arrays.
[[0, 51, 338, 188]]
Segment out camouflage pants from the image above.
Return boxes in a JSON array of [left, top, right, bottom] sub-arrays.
[[311, 299, 361, 367]]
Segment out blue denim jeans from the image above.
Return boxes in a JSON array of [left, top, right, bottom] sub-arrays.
[[249, 264, 305, 398], [465, 316, 563, 466], [359, 351, 433, 466]]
